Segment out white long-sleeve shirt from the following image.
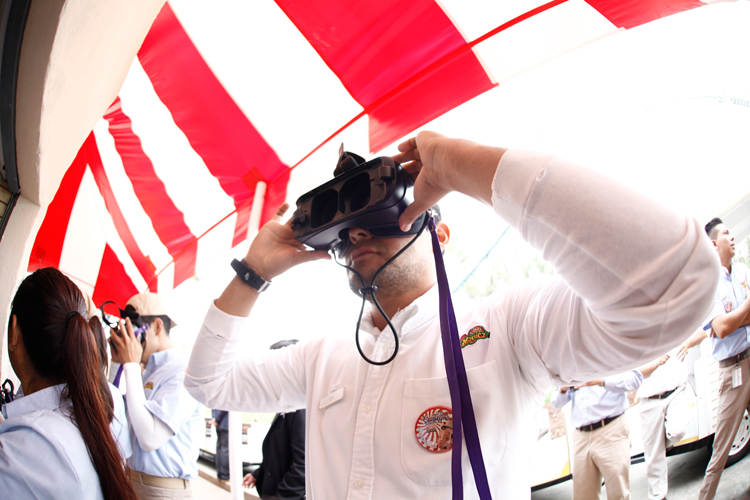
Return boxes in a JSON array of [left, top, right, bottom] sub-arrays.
[[185, 149, 718, 499]]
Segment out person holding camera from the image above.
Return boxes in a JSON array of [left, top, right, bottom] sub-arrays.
[[185, 131, 717, 498], [109, 293, 202, 500], [0, 267, 137, 500]]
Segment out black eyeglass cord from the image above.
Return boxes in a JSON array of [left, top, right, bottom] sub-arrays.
[[332, 214, 430, 365]]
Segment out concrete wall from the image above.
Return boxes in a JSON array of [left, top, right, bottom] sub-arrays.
[[0, 0, 166, 381]]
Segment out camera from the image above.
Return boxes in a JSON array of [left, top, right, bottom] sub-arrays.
[[100, 301, 149, 343], [291, 145, 426, 258]]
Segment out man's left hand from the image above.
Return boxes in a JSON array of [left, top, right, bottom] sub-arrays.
[[108, 318, 143, 365], [392, 131, 506, 231]]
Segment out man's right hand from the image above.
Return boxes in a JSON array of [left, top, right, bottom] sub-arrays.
[[241, 203, 330, 281], [216, 203, 330, 318]]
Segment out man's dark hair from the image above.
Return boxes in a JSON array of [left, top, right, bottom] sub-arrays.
[[142, 315, 171, 335], [705, 217, 724, 240]]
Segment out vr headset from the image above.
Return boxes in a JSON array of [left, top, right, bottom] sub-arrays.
[[291, 146, 427, 257]]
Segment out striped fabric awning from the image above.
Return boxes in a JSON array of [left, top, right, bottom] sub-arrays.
[[27, 0, 707, 307]]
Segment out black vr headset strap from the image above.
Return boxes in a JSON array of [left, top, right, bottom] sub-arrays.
[[331, 213, 430, 366]]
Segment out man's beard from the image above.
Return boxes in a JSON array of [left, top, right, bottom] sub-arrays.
[[347, 244, 429, 300]]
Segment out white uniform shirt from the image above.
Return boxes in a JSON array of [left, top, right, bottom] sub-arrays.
[[636, 349, 688, 399], [128, 349, 202, 479], [551, 370, 643, 428], [704, 262, 750, 361], [109, 382, 132, 459], [186, 149, 717, 499], [0, 384, 104, 499]]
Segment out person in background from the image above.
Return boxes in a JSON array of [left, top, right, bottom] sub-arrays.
[[242, 340, 306, 500], [210, 409, 230, 481], [637, 351, 689, 500], [90, 315, 133, 461], [698, 218, 750, 500], [0, 267, 137, 499], [552, 370, 643, 500], [109, 292, 202, 500]]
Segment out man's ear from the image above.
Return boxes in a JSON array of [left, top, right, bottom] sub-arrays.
[[436, 221, 451, 250], [152, 317, 164, 336]]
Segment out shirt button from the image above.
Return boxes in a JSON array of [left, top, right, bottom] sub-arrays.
[[354, 480, 364, 489], [364, 404, 372, 413]]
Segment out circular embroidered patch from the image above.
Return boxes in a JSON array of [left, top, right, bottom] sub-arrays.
[[415, 406, 454, 453], [725, 301, 733, 313]]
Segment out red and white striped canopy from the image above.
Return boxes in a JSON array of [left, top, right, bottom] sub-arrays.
[[28, 0, 708, 307]]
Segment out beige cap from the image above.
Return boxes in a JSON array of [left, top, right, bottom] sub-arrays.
[[126, 293, 177, 327]]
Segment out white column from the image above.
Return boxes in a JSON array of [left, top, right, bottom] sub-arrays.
[[228, 411, 244, 500], [227, 181, 266, 499]]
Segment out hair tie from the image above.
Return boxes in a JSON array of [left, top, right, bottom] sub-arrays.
[[66, 310, 80, 324]]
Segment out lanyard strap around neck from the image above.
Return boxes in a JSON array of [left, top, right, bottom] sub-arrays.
[[428, 216, 492, 500], [113, 363, 124, 388]]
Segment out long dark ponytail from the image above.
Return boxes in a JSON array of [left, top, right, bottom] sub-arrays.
[[11, 268, 137, 500]]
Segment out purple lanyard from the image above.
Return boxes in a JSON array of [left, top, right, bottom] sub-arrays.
[[113, 363, 124, 387], [428, 216, 492, 500]]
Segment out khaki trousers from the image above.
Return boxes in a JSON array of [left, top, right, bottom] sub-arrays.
[[572, 414, 631, 500], [130, 477, 194, 500], [698, 357, 750, 500], [639, 385, 690, 500]]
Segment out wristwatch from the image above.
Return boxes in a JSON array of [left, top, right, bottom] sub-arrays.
[[231, 259, 271, 292]]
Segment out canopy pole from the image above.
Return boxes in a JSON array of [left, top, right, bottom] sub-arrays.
[[247, 181, 268, 237], [228, 411, 243, 499]]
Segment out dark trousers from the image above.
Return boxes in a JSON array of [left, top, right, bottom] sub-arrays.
[[216, 429, 229, 480]]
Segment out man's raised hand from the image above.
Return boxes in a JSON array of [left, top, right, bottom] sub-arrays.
[[242, 203, 330, 281]]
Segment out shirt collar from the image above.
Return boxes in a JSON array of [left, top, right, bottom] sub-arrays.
[[2, 383, 65, 420], [722, 265, 732, 280], [145, 348, 176, 375], [361, 285, 439, 338]]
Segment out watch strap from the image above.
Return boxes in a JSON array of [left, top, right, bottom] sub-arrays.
[[231, 259, 271, 292]]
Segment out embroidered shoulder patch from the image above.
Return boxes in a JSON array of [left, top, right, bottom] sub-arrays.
[[144, 382, 154, 390], [460, 325, 490, 348]]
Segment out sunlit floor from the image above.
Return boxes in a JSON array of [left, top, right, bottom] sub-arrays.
[[194, 458, 260, 500], [532, 446, 750, 500]]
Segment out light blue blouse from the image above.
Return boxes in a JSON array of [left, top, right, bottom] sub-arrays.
[[0, 384, 104, 499], [109, 382, 132, 460]]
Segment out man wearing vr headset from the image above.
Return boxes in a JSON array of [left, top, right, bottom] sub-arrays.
[[186, 131, 718, 499], [110, 293, 203, 499]]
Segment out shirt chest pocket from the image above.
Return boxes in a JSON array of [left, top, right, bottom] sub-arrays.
[[400, 361, 507, 486]]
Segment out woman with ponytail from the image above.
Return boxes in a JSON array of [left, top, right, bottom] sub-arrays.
[[0, 267, 138, 500]]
